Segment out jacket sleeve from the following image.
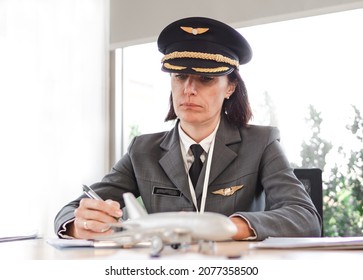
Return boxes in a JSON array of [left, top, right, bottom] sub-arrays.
[[236, 127, 322, 240]]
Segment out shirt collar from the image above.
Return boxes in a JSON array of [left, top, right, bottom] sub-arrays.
[[178, 119, 220, 155]]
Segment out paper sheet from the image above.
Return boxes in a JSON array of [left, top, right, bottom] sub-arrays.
[[46, 238, 124, 249], [0, 230, 38, 243], [252, 236, 363, 249]]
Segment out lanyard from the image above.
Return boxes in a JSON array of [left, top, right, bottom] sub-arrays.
[[187, 137, 216, 213]]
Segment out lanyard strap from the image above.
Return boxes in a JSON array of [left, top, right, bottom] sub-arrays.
[[187, 137, 216, 213]]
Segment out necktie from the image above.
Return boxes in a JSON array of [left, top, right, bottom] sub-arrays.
[[189, 144, 204, 188]]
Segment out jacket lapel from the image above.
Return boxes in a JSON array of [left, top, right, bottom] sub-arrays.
[[195, 115, 242, 197], [159, 122, 193, 202]]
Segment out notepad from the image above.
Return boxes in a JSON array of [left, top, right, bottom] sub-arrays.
[[46, 238, 124, 249], [252, 237, 363, 249]]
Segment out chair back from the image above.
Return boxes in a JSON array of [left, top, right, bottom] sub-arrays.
[[293, 168, 323, 235]]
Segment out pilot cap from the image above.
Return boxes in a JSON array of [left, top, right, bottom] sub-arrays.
[[157, 17, 252, 76]]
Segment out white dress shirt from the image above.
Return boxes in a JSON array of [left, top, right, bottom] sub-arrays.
[[178, 121, 220, 173]]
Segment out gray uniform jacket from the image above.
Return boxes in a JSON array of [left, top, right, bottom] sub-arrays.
[[54, 115, 322, 240]]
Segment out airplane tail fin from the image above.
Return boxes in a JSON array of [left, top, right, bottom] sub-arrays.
[[123, 192, 148, 219]]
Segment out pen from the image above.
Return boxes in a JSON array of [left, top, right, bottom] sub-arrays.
[[82, 184, 103, 201]]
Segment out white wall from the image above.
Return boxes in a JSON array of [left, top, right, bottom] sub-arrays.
[[110, 0, 363, 48], [0, 0, 109, 237]]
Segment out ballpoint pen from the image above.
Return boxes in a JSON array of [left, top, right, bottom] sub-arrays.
[[82, 184, 103, 201]]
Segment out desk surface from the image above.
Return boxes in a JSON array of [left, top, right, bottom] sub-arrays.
[[1, 238, 362, 260]]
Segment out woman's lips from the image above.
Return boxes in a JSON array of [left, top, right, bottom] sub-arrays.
[[181, 102, 200, 108]]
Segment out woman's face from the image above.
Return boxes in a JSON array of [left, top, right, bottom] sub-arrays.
[[171, 73, 236, 127]]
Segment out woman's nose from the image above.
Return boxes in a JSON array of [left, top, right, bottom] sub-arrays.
[[184, 77, 197, 96]]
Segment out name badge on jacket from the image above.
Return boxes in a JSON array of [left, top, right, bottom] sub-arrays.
[[152, 186, 182, 197]]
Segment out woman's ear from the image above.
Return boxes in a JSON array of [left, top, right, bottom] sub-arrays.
[[226, 81, 237, 98]]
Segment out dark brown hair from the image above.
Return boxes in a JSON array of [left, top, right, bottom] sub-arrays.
[[164, 70, 253, 127]]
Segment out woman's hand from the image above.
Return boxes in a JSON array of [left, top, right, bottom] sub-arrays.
[[230, 216, 255, 240], [67, 198, 123, 239]]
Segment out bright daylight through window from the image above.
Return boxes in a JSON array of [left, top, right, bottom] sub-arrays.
[[119, 9, 363, 237]]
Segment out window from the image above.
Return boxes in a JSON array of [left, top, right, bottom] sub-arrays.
[[119, 9, 363, 236], [122, 43, 174, 149]]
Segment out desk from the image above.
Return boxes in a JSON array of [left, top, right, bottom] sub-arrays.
[[2, 239, 363, 280], [1, 238, 362, 260]]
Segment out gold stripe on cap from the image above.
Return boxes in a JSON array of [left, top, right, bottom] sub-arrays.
[[180, 26, 209, 35], [164, 63, 229, 73], [162, 51, 239, 69], [163, 63, 187, 71], [192, 66, 230, 73]]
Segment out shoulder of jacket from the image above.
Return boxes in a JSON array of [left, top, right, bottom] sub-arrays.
[[128, 131, 169, 151], [241, 124, 280, 142]]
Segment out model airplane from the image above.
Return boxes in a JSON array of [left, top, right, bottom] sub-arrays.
[[96, 192, 237, 257]]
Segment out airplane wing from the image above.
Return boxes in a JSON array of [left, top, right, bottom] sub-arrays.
[[98, 225, 192, 246]]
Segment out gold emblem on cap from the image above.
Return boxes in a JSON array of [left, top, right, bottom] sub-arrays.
[[212, 185, 244, 196], [180, 26, 209, 35]]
